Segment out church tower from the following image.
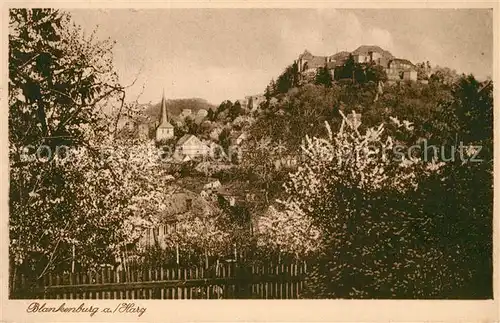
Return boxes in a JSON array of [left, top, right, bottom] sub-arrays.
[[155, 91, 174, 142]]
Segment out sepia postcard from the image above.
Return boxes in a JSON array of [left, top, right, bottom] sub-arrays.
[[0, 1, 498, 322]]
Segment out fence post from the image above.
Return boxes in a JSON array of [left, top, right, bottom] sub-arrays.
[[9, 265, 17, 298]]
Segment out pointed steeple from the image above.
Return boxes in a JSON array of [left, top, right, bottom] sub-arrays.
[[157, 90, 173, 130], [156, 89, 174, 142], [160, 89, 168, 124]]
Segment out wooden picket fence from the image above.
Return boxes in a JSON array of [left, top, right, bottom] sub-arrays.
[[13, 261, 308, 299]]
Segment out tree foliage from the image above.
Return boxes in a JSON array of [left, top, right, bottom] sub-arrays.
[[256, 205, 321, 258], [275, 74, 493, 298], [275, 62, 300, 94], [334, 55, 387, 84], [314, 64, 333, 87], [280, 113, 473, 298], [8, 9, 176, 293]]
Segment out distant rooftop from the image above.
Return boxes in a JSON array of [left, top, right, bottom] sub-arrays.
[[352, 45, 394, 59]]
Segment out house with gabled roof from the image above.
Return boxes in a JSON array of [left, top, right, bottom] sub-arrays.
[[174, 134, 209, 161], [138, 186, 219, 251], [179, 109, 192, 119]]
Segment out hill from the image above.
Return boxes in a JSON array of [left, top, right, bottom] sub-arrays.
[[143, 98, 216, 120]]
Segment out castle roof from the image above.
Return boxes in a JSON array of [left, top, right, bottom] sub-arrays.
[[331, 51, 351, 60], [352, 45, 394, 58], [299, 49, 314, 59], [330, 51, 351, 65], [298, 49, 329, 69], [307, 56, 328, 69], [389, 58, 415, 66]]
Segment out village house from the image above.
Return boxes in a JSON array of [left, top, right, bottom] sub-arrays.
[[155, 92, 174, 142], [179, 109, 192, 119], [174, 134, 209, 161], [138, 123, 149, 140], [196, 109, 208, 118], [138, 188, 218, 250]]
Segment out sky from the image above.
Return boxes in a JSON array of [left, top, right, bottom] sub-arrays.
[[69, 9, 493, 105]]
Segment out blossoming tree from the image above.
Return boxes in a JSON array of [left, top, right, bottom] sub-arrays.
[[8, 9, 178, 294], [256, 205, 321, 259], [279, 111, 460, 298]]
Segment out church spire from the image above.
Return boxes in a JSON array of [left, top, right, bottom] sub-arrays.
[[160, 89, 168, 124], [155, 89, 174, 142]]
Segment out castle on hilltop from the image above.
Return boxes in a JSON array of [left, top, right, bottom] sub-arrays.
[[237, 45, 419, 112], [296, 45, 418, 82]]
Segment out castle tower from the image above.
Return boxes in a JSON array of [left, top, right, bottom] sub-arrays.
[[155, 91, 174, 142]]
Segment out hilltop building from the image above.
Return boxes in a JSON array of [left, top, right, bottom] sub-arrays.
[[297, 49, 348, 78], [296, 50, 336, 81], [297, 50, 328, 73], [295, 45, 418, 83], [351, 45, 394, 66], [155, 92, 174, 142], [387, 58, 417, 81]]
